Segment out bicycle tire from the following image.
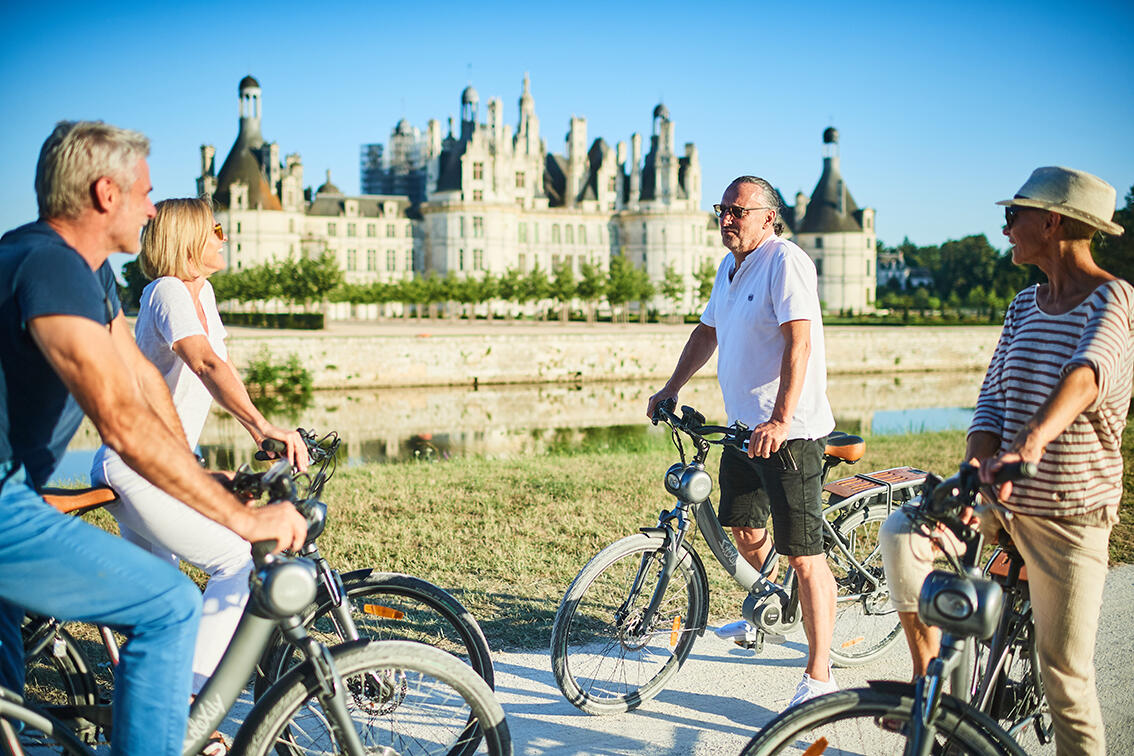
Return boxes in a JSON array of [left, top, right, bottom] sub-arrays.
[[233, 640, 510, 756], [20, 616, 99, 723], [550, 532, 707, 715], [972, 606, 1053, 752], [741, 683, 1028, 756], [254, 571, 494, 701], [827, 507, 904, 666], [0, 689, 91, 755]]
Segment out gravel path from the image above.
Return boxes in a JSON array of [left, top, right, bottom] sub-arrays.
[[491, 564, 1134, 755]]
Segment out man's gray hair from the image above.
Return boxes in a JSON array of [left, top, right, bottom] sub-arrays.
[[731, 175, 785, 235], [35, 121, 150, 220]]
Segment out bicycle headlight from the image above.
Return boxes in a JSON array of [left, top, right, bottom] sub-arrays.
[[679, 466, 713, 503], [918, 570, 1003, 640], [664, 464, 684, 496], [252, 557, 318, 618]]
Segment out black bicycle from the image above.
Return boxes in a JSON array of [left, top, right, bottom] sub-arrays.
[[742, 461, 1042, 756], [550, 400, 923, 714]]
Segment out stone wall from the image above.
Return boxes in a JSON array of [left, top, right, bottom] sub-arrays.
[[225, 324, 1000, 390]]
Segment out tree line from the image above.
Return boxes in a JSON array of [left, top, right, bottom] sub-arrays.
[[123, 252, 719, 322]]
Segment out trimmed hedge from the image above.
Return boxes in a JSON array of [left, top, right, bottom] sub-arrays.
[[222, 311, 324, 330]]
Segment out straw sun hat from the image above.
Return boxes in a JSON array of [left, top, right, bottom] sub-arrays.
[[997, 166, 1124, 236]]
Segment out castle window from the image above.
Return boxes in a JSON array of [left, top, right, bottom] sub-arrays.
[[458, 249, 465, 271], [236, 222, 242, 233], [347, 223, 357, 237], [815, 258, 823, 276], [405, 224, 412, 237], [472, 162, 483, 180], [565, 225, 574, 244], [518, 223, 528, 243], [328, 222, 337, 236], [367, 249, 376, 271], [346, 249, 357, 271], [405, 250, 413, 271], [815, 237, 823, 249], [578, 225, 586, 244], [387, 250, 396, 272], [288, 218, 295, 233], [386, 223, 396, 238], [515, 171, 525, 188], [473, 249, 483, 271], [473, 190, 483, 202], [472, 216, 484, 238], [867, 258, 872, 276], [608, 176, 617, 192], [518, 253, 527, 272], [552, 225, 561, 244], [367, 223, 376, 237], [459, 217, 466, 238]]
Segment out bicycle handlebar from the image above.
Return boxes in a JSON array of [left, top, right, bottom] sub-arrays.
[[254, 428, 340, 464], [919, 461, 1036, 545], [651, 398, 747, 449]]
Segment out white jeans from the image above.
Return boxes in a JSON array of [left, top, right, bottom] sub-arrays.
[[92, 449, 252, 694]]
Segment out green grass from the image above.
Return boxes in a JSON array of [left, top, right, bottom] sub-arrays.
[[70, 425, 1134, 651]]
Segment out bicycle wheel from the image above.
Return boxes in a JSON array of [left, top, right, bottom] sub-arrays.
[[826, 508, 903, 666], [0, 689, 90, 755], [233, 640, 510, 756], [255, 571, 494, 700], [21, 616, 98, 711], [972, 607, 1053, 753], [741, 683, 1027, 756], [550, 532, 707, 715]]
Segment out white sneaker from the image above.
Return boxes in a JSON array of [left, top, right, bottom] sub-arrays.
[[714, 619, 758, 642], [787, 668, 838, 709]]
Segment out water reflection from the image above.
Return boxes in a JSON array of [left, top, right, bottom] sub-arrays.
[[54, 371, 984, 484]]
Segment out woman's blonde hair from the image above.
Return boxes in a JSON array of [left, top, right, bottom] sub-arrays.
[[139, 198, 214, 280]]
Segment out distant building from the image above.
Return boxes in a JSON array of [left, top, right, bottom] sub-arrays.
[[197, 76, 877, 314], [787, 128, 877, 313]]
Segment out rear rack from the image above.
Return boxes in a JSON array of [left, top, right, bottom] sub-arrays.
[[823, 466, 929, 512]]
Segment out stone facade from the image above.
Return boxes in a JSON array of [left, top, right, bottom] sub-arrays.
[[198, 76, 876, 314]]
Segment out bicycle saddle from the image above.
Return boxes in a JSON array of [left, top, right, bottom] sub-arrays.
[[39, 486, 118, 516], [825, 433, 865, 462]]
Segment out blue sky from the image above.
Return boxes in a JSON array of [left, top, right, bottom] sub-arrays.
[[2, 0, 1131, 251]]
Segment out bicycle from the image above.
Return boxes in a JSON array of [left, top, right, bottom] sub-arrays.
[[251, 430, 494, 697], [25, 428, 494, 719], [8, 461, 511, 756], [550, 400, 923, 715], [740, 461, 1040, 756]]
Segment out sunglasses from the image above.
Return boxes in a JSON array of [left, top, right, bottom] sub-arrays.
[[713, 204, 771, 220], [213, 222, 225, 240], [1004, 206, 1025, 229]]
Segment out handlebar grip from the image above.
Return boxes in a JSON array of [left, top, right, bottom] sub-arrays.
[[253, 450, 273, 461], [251, 540, 277, 565], [992, 460, 1038, 485], [260, 439, 288, 455]]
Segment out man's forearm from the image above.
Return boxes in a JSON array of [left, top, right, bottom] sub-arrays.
[[769, 320, 810, 425], [663, 323, 717, 393]]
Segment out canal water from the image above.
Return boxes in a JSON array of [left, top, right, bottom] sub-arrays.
[[51, 371, 984, 486]]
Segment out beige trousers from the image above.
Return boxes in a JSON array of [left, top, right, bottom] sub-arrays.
[[879, 505, 1114, 756]]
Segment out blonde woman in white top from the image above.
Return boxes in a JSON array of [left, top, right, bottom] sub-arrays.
[[92, 198, 308, 695]]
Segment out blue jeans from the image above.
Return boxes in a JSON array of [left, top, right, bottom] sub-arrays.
[[0, 463, 202, 756]]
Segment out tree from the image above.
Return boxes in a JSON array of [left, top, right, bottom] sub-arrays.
[[576, 261, 606, 323], [522, 264, 551, 319], [497, 267, 523, 319], [120, 258, 148, 311], [549, 262, 577, 323], [693, 259, 716, 307], [1094, 185, 1134, 282], [606, 254, 638, 323], [633, 264, 655, 324], [660, 264, 685, 321]]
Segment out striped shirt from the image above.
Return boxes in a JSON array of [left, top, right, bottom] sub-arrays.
[[970, 280, 1134, 517]]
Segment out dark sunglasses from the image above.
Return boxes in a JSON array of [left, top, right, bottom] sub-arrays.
[[213, 222, 225, 240], [1004, 206, 1024, 229], [713, 204, 770, 220]]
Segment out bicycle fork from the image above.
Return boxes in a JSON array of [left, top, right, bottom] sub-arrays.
[[618, 511, 688, 639]]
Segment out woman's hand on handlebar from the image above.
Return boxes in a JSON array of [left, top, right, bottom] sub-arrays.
[[978, 450, 1032, 502], [257, 426, 310, 472]]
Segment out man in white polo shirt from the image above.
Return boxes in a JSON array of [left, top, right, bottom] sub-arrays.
[[647, 175, 837, 708]]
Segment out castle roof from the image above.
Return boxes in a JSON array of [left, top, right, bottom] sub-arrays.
[[799, 157, 862, 234]]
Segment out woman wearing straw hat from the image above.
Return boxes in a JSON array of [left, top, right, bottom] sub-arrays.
[[881, 166, 1131, 755]]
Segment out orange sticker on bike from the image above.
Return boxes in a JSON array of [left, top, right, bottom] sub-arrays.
[[802, 738, 829, 755], [363, 604, 405, 620], [841, 636, 865, 648]]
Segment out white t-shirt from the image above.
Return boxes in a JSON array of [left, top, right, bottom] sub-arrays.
[[133, 276, 228, 449], [700, 235, 835, 440]]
